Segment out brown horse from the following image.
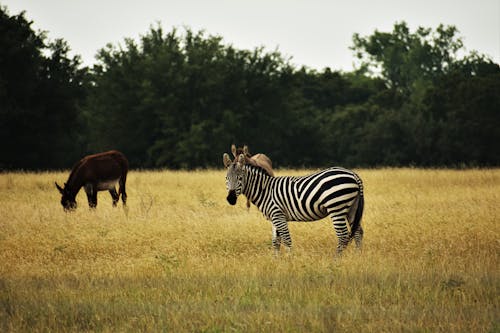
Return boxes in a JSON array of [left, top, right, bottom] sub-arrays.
[[231, 144, 274, 208], [55, 150, 128, 211]]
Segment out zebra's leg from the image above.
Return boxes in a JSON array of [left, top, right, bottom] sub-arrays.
[[272, 225, 281, 255], [331, 214, 350, 256], [354, 225, 364, 251], [273, 220, 292, 254]]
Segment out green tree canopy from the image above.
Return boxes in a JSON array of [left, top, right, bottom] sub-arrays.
[[352, 22, 466, 95], [1, 9, 498, 169], [0, 6, 88, 169]]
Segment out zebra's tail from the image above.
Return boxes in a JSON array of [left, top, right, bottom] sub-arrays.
[[349, 174, 364, 239]]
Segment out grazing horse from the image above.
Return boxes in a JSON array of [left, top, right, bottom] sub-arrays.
[[231, 144, 274, 208], [55, 150, 128, 211]]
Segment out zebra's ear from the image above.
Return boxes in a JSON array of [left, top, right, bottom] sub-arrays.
[[223, 153, 232, 168], [243, 145, 249, 156], [231, 144, 237, 157]]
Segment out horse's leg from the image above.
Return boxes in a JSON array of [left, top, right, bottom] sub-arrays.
[[119, 177, 127, 206], [109, 188, 119, 206], [85, 184, 97, 208]]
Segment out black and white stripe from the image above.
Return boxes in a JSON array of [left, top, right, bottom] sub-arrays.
[[224, 154, 364, 255]]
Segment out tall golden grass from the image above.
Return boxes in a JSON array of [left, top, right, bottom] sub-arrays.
[[0, 168, 498, 332]]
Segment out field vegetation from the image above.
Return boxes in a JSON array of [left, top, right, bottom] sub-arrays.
[[0, 169, 498, 332]]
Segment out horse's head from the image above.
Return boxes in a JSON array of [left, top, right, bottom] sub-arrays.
[[55, 182, 77, 211], [231, 144, 251, 158], [223, 153, 247, 205]]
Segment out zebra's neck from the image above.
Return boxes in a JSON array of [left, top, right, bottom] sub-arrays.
[[242, 164, 272, 206]]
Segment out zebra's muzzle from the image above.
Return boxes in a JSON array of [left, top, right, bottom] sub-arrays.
[[227, 190, 237, 205]]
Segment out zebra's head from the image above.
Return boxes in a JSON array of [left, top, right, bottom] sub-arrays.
[[223, 152, 246, 205]]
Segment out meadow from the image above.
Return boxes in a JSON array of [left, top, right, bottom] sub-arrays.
[[0, 168, 498, 332]]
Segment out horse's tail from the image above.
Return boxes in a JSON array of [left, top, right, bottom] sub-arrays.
[[116, 152, 129, 202]]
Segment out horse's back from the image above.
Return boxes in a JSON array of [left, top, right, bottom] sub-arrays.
[[251, 153, 274, 176], [77, 151, 128, 181]]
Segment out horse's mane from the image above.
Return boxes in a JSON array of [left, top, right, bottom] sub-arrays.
[[244, 162, 273, 177], [65, 158, 86, 187]]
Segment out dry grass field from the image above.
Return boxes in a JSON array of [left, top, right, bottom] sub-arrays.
[[0, 168, 498, 332]]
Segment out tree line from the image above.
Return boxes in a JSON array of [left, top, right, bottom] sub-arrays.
[[1, 6, 499, 170]]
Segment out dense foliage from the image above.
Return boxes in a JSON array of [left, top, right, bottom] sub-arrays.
[[1, 6, 499, 169], [0, 7, 88, 169]]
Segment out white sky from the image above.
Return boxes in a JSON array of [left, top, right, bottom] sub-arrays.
[[2, 0, 499, 71]]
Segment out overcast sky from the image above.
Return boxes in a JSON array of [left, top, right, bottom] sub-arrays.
[[3, 0, 499, 71]]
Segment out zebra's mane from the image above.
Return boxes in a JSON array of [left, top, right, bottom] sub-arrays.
[[244, 163, 272, 177]]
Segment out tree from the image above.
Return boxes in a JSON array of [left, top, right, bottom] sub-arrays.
[[350, 21, 500, 167], [2, 9, 498, 169], [87, 26, 305, 168], [420, 59, 500, 165], [351, 22, 464, 96], [0, 6, 88, 169]]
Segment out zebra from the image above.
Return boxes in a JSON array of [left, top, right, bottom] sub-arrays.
[[223, 153, 364, 256]]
